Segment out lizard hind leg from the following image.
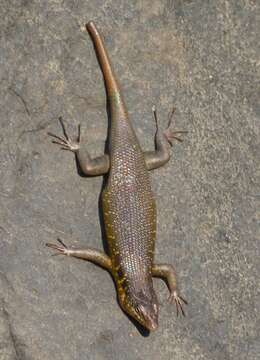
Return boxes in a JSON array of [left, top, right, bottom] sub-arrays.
[[152, 263, 187, 316], [144, 105, 188, 171], [48, 117, 110, 176]]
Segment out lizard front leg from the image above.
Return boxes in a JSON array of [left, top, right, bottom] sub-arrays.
[[152, 263, 187, 316], [48, 117, 110, 176], [46, 238, 112, 271]]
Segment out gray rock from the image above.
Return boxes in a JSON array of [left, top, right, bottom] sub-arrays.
[[0, 1, 259, 359]]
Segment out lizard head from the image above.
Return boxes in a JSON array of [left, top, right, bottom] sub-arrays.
[[120, 288, 159, 331]]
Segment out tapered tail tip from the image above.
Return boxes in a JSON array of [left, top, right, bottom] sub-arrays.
[[86, 21, 96, 31]]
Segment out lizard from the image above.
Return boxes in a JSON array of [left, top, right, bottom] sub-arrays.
[[46, 21, 187, 331]]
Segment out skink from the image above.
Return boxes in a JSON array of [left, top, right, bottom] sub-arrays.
[[47, 21, 187, 331]]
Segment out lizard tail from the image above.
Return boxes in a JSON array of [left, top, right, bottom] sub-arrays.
[[86, 21, 123, 104]]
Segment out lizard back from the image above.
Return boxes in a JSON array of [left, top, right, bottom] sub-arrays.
[[87, 21, 157, 304], [103, 109, 156, 296]]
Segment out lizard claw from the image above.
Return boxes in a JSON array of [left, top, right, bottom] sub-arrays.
[[48, 117, 81, 152], [163, 128, 188, 145], [164, 106, 188, 145], [168, 291, 188, 317], [46, 238, 71, 256]]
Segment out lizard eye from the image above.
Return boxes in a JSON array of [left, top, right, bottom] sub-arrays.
[[135, 303, 158, 331], [153, 303, 158, 312]]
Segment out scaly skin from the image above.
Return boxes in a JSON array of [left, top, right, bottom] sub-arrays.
[[47, 21, 187, 331]]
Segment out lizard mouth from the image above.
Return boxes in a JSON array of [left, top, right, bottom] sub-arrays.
[[146, 318, 158, 331], [143, 314, 159, 331]]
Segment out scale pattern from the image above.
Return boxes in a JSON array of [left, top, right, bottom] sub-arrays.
[[102, 104, 156, 297]]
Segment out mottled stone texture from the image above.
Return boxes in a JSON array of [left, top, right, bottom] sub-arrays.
[[0, 1, 259, 359]]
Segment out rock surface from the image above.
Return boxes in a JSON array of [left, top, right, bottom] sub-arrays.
[[0, 1, 259, 359]]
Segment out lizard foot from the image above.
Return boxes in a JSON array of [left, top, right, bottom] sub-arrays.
[[163, 128, 188, 145], [48, 117, 80, 152], [168, 290, 188, 317], [152, 105, 187, 145], [164, 106, 188, 145], [46, 238, 71, 256]]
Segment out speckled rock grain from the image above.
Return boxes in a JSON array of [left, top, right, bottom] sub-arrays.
[[0, 1, 259, 359]]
